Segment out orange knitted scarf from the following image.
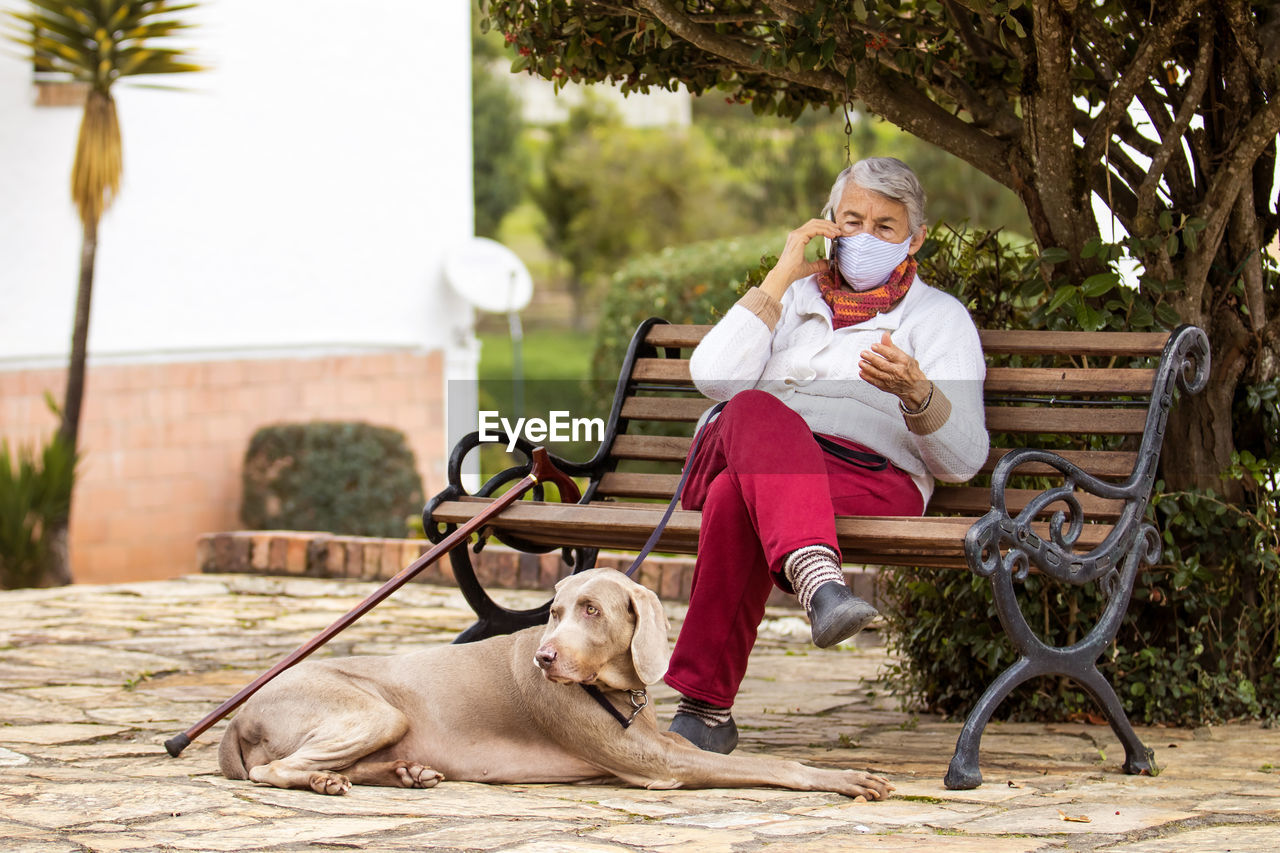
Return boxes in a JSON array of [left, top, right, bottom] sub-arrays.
[[817, 256, 916, 329]]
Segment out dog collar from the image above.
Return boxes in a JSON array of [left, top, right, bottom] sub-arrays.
[[580, 684, 648, 729]]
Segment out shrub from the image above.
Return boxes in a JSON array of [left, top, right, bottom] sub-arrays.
[[591, 228, 788, 392], [241, 422, 424, 538], [0, 426, 77, 589]]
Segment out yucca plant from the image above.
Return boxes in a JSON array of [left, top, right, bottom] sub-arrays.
[[4, 1, 201, 584], [0, 431, 79, 590]]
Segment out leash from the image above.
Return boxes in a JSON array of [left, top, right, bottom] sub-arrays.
[[618, 400, 728, 579], [580, 400, 727, 727], [615, 399, 883, 580]]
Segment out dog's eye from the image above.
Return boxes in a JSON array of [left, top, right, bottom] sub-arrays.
[[583, 604, 599, 617]]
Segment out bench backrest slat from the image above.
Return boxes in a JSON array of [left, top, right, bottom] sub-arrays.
[[621, 395, 1150, 435], [594, 472, 1127, 521], [976, 329, 1168, 356], [608, 435, 1140, 479], [633, 359, 1158, 396], [644, 325, 1170, 356]]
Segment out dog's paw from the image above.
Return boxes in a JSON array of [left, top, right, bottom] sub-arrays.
[[393, 760, 443, 789], [833, 769, 894, 801], [309, 771, 352, 795]]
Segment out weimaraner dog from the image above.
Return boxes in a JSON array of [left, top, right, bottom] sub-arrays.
[[219, 568, 893, 800]]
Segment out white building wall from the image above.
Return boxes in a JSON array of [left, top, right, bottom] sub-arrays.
[[0, 0, 476, 583], [0, 0, 475, 363]]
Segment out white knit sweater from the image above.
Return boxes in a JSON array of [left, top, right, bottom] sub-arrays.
[[689, 274, 989, 506]]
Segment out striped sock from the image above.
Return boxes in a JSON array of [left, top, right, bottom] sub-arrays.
[[676, 695, 733, 726], [783, 545, 845, 611]]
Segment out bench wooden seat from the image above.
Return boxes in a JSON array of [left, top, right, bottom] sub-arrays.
[[424, 317, 1210, 789]]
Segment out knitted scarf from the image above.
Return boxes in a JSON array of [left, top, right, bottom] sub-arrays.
[[817, 256, 917, 329]]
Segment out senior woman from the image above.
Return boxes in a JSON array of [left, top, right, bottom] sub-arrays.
[[665, 157, 990, 754]]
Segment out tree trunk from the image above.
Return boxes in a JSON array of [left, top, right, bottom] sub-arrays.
[[1161, 303, 1251, 500], [60, 216, 98, 453], [46, 215, 98, 586], [40, 525, 73, 588]]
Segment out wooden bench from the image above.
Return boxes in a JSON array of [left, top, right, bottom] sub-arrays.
[[425, 318, 1210, 789]]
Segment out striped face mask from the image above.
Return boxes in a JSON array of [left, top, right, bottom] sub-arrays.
[[833, 232, 913, 292]]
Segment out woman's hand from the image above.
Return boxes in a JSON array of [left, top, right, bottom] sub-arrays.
[[759, 219, 843, 302], [859, 332, 932, 410]]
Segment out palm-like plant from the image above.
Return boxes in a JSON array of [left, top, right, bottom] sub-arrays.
[[5, 1, 201, 584]]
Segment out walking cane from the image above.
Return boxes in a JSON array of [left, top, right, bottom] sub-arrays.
[[164, 447, 579, 758]]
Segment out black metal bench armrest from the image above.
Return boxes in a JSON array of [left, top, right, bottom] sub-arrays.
[[965, 324, 1211, 588], [423, 430, 598, 552]]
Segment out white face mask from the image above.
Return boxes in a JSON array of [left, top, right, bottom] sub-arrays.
[[833, 232, 912, 292]]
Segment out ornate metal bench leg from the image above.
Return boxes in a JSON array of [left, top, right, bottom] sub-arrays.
[[448, 543, 550, 643], [1072, 664, 1159, 777], [945, 655, 1040, 790]]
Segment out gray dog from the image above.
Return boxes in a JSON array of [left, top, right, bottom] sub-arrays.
[[219, 568, 893, 800]]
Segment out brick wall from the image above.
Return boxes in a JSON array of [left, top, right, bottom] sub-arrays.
[[196, 531, 883, 609], [0, 350, 446, 584]]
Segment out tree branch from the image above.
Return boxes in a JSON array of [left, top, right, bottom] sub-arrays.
[[1230, 182, 1267, 333], [1138, 83, 1199, 204], [1081, 0, 1201, 170], [1224, 0, 1273, 98], [1023, 0, 1095, 253], [945, 0, 1029, 63], [862, 36, 1017, 136], [636, 0, 1014, 181], [1090, 160, 1140, 233], [1074, 9, 1124, 74], [1185, 93, 1280, 310], [636, 0, 842, 92], [1135, 16, 1213, 231], [691, 12, 773, 25], [941, 0, 989, 60]]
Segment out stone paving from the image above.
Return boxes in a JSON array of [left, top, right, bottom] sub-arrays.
[[1, 574, 1277, 852]]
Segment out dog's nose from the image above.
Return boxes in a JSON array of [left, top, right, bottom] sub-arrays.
[[534, 648, 557, 669]]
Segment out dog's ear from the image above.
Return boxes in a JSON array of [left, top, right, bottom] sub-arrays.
[[554, 571, 587, 595], [627, 581, 670, 684]]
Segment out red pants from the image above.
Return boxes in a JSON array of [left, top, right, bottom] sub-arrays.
[[664, 390, 924, 707]]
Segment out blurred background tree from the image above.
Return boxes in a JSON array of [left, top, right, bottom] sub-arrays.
[[472, 21, 527, 238], [531, 98, 739, 328]]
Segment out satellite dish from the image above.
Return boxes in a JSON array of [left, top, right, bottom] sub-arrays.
[[443, 237, 534, 314], [444, 237, 535, 429]]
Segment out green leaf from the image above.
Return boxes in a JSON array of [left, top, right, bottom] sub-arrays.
[[1129, 302, 1155, 328], [1155, 301, 1181, 327], [1076, 300, 1104, 331], [1081, 272, 1119, 297], [1046, 284, 1079, 315], [1040, 247, 1070, 265]]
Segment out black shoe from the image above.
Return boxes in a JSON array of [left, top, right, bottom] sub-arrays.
[[807, 582, 878, 648], [669, 712, 739, 754]]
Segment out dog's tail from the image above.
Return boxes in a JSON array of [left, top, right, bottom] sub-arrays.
[[217, 717, 249, 780]]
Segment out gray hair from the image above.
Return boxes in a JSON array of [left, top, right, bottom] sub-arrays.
[[821, 157, 927, 233]]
